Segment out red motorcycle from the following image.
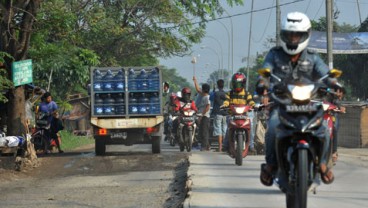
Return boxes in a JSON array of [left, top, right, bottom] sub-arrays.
[[226, 104, 253, 166], [177, 108, 197, 152]]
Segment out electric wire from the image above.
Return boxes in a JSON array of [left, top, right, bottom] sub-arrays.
[[162, 0, 305, 29], [304, 0, 312, 14], [313, 0, 324, 21], [251, 0, 275, 43]]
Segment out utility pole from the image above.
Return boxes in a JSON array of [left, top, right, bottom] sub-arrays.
[[246, 0, 254, 91], [356, 0, 362, 25], [276, 0, 281, 47], [326, 0, 333, 69]]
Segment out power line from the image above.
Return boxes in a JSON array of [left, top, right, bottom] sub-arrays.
[[304, 0, 312, 13], [162, 0, 305, 29], [251, 0, 275, 43], [313, 0, 325, 21]]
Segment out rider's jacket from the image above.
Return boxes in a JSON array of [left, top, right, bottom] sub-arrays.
[[174, 98, 198, 112], [223, 89, 255, 107], [262, 46, 330, 88]]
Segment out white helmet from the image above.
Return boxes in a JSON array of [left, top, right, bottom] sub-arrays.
[[176, 91, 182, 98], [280, 12, 311, 55]]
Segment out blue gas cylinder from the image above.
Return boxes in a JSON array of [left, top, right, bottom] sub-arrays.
[[128, 93, 138, 114], [103, 70, 114, 91], [94, 93, 104, 115], [149, 93, 160, 114], [137, 69, 148, 90], [128, 69, 137, 91], [93, 70, 103, 91], [138, 93, 149, 114], [148, 67, 160, 90], [114, 69, 125, 91], [115, 93, 125, 115], [103, 93, 115, 115]]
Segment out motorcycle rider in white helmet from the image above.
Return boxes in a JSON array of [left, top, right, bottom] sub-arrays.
[[258, 12, 338, 186]]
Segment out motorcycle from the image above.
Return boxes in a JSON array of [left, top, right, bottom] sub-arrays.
[[258, 68, 342, 208], [31, 112, 61, 154], [223, 104, 252, 166], [177, 108, 197, 152], [165, 113, 178, 147]]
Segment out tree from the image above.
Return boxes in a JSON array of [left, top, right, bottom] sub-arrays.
[[0, 1, 41, 136], [1, 0, 245, 135]]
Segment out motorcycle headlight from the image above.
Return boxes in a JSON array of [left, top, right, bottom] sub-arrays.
[[234, 106, 246, 114], [287, 84, 315, 101], [184, 110, 195, 116]]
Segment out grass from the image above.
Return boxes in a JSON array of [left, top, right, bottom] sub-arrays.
[[59, 130, 94, 151]]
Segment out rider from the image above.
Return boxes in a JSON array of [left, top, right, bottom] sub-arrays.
[[221, 72, 255, 152], [37, 92, 64, 153], [172, 87, 198, 143], [258, 11, 340, 186]]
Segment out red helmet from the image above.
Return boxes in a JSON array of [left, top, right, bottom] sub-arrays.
[[231, 72, 246, 93], [181, 87, 191, 102]]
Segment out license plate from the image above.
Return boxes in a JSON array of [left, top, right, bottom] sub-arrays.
[[286, 104, 318, 112], [232, 115, 247, 120], [182, 117, 194, 122], [111, 132, 127, 139]]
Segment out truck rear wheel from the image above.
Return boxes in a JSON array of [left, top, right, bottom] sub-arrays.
[[95, 138, 106, 156], [152, 136, 161, 154]]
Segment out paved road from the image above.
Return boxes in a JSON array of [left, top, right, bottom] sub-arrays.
[[184, 148, 368, 208]]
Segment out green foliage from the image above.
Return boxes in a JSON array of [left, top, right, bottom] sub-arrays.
[[27, 0, 243, 101], [161, 66, 192, 93], [59, 130, 94, 151], [0, 52, 14, 102]]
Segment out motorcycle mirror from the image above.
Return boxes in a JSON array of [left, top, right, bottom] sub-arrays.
[[258, 68, 271, 77], [328, 69, 342, 78], [163, 82, 170, 94]]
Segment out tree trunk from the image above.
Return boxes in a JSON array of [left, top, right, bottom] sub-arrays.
[[7, 86, 27, 136], [0, 1, 41, 136]]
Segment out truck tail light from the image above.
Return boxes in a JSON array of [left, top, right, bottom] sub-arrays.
[[146, 127, 158, 134], [98, 128, 107, 135]]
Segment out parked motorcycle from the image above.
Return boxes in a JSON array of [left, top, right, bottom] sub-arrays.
[[31, 112, 61, 154], [177, 109, 197, 152], [258, 68, 342, 208], [222, 104, 252, 166]]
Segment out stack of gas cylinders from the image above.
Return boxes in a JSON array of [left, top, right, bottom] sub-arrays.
[[92, 67, 161, 116]]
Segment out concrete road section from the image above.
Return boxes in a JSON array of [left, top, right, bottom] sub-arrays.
[[184, 148, 368, 208]]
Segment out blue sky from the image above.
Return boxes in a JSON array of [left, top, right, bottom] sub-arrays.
[[159, 0, 368, 84]]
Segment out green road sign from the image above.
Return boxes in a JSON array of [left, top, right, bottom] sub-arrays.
[[12, 59, 33, 87]]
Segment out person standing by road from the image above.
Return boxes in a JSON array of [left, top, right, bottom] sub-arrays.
[[210, 79, 227, 152], [193, 76, 211, 151]]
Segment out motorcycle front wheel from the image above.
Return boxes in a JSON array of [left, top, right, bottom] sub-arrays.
[[235, 134, 244, 166], [287, 148, 308, 208], [185, 129, 193, 152]]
